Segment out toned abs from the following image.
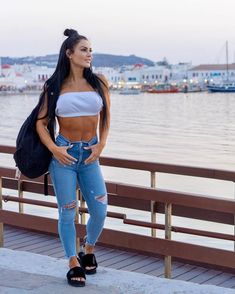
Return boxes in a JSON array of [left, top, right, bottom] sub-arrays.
[[57, 115, 99, 142]]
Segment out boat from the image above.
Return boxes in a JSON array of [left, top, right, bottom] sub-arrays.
[[147, 83, 179, 93], [181, 84, 204, 93], [207, 81, 235, 92], [119, 88, 141, 95], [207, 41, 235, 92]]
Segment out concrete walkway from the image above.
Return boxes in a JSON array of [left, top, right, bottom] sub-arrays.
[[0, 248, 234, 294]]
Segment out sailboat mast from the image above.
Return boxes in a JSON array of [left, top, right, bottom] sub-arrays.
[[226, 41, 229, 81]]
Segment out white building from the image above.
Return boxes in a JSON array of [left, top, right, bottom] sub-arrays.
[[140, 65, 170, 84], [0, 64, 19, 90], [120, 62, 192, 85], [94, 67, 122, 87], [0, 64, 55, 90], [121, 64, 143, 84], [94, 64, 171, 86], [170, 62, 192, 82], [188, 64, 235, 83]]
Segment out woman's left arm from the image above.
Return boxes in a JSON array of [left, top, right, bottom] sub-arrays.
[[84, 74, 110, 164], [99, 75, 111, 150]]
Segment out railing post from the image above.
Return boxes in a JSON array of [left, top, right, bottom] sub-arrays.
[[18, 180, 24, 213], [234, 182, 235, 252], [0, 177, 3, 247], [234, 213, 235, 252], [79, 189, 86, 225], [78, 188, 86, 252], [75, 188, 80, 252], [150, 171, 157, 237], [164, 203, 172, 279], [76, 188, 86, 251]]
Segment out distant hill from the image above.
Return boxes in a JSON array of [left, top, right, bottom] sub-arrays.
[[91, 53, 154, 67], [1, 53, 155, 68]]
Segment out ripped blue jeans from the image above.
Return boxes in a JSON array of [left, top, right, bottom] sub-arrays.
[[49, 133, 107, 259]]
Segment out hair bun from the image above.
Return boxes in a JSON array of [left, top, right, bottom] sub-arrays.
[[64, 29, 79, 38]]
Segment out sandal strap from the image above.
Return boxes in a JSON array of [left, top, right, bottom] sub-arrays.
[[79, 253, 98, 268], [67, 266, 86, 280]]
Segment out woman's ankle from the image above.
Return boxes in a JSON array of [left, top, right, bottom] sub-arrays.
[[85, 244, 95, 254], [69, 255, 79, 268]]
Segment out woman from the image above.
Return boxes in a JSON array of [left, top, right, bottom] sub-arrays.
[[36, 28, 110, 287]]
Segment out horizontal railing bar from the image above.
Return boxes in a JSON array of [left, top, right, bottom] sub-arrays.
[[172, 224, 235, 241], [123, 219, 235, 241], [2, 196, 127, 220], [80, 207, 235, 241], [0, 145, 15, 154], [0, 167, 16, 179], [117, 183, 235, 213], [0, 167, 46, 183], [101, 158, 235, 182], [2, 195, 57, 208], [154, 203, 234, 226], [1, 195, 133, 221], [79, 206, 126, 219], [1, 176, 118, 197]]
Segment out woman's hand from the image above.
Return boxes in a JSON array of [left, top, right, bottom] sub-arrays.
[[83, 142, 105, 164], [52, 145, 77, 165]]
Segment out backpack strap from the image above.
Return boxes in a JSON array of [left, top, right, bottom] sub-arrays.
[[44, 172, 50, 196]]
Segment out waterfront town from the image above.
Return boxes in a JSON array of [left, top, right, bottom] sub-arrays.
[[1, 55, 235, 94]]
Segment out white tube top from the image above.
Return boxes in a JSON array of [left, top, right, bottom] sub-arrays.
[[55, 91, 103, 117]]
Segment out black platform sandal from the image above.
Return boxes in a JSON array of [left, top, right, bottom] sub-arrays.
[[66, 266, 86, 287], [78, 252, 98, 275]]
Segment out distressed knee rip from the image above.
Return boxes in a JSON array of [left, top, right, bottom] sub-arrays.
[[95, 194, 107, 204], [62, 200, 77, 210], [59, 200, 77, 224]]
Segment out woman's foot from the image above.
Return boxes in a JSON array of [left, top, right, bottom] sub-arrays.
[[78, 244, 98, 275], [69, 256, 86, 283], [84, 244, 96, 271]]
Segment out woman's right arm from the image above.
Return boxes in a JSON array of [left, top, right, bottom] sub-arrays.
[[36, 93, 57, 153], [36, 93, 77, 165]]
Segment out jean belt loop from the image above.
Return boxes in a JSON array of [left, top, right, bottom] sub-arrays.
[[88, 135, 97, 146]]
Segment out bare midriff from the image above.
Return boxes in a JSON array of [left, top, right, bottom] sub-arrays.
[[57, 115, 99, 142]]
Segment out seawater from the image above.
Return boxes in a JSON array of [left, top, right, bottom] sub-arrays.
[[1, 92, 235, 250]]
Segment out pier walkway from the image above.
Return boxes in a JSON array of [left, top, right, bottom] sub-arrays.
[[2, 225, 235, 293], [1, 247, 235, 294]]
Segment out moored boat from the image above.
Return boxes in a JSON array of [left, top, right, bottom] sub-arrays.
[[207, 41, 235, 92], [207, 82, 235, 92], [119, 88, 141, 95], [181, 84, 205, 93], [147, 83, 179, 93]]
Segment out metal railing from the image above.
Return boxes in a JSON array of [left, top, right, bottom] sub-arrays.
[[0, 145, 235, 278]]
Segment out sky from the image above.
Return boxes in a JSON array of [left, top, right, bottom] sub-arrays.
[[1, 0, 235, 65]]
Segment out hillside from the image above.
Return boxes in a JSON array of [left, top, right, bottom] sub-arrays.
[[1, 53, 155, 68]]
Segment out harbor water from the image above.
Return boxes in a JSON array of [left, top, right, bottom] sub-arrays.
[[1, 91, 235, 250]]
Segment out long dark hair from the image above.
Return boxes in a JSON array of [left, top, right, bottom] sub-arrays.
[[37, 28, 108, 141]]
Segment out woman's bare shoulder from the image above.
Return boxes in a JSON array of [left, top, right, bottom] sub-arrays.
[[96, 73, 109, 88]]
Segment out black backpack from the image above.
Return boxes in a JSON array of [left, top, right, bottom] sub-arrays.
[[13, 105, 52, 180]]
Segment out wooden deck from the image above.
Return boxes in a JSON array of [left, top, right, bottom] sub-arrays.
[[2, 225, 235, 290]]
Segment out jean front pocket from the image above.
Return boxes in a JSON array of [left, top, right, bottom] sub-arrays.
[[55, 136, 69, 147]]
